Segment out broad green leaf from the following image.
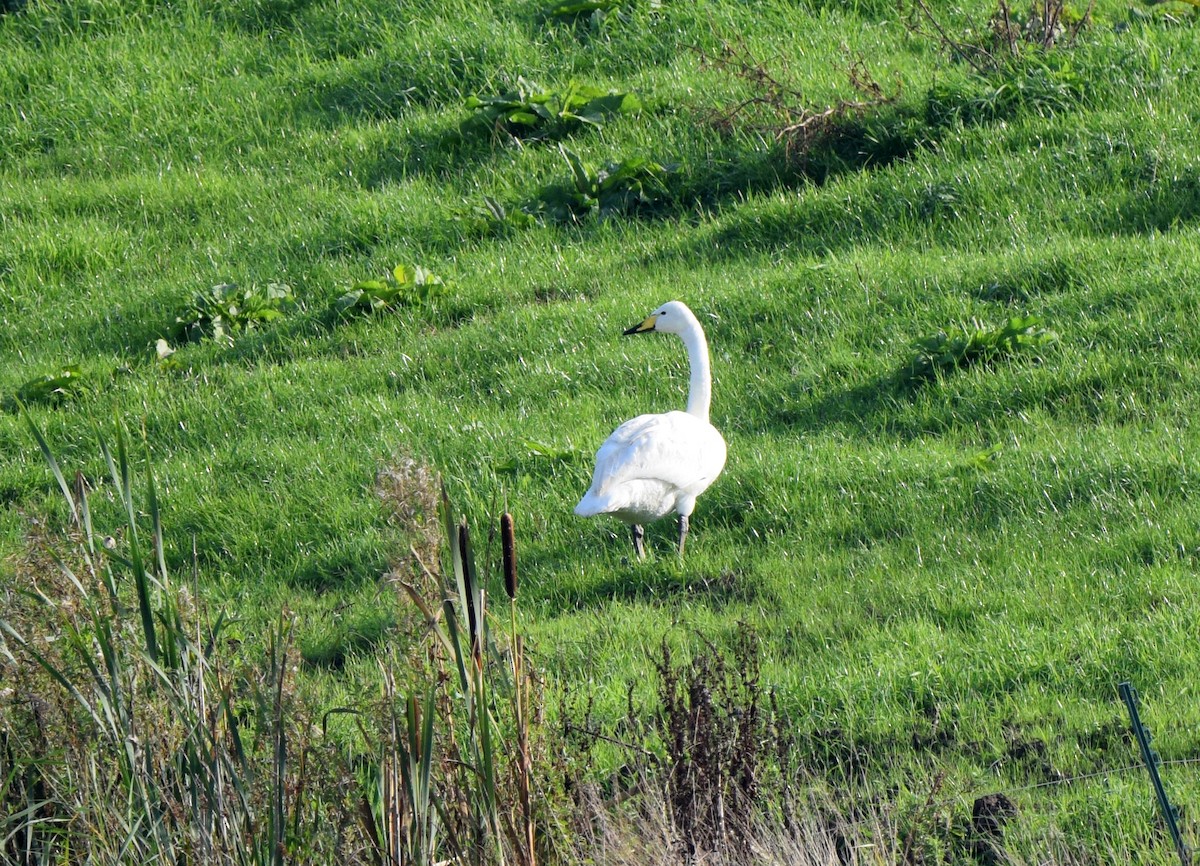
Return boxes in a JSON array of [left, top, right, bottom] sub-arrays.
[[560, 146, 594, 194], [14, 366, 84, 406]]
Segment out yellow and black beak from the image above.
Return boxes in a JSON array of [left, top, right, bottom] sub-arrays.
[[623, 314, 657, 336]]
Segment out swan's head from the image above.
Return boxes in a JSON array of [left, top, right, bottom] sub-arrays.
[[623, 300, 695, 337]]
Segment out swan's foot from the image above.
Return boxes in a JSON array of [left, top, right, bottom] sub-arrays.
[[631, 524, 646, 560], [677, 514, 689, 558]]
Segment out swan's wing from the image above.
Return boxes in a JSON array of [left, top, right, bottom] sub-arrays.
[[578, 412, 726, 516]]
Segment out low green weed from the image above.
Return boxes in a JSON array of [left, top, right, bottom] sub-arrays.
[[530, 146, 677, 222], [452, 195, 536, 241], [4, 365, 85, 410], [544, 0, 629, 19], [926, 59, 1083, 127], [173, 282, 295, 346], [463, 78, 641, 140], [542, 0, 638, 34], [497, 437, 586, 473], [904, 315, 1058, 382], [1129, 0, 1199, 24], [333, 264, 448, 314]]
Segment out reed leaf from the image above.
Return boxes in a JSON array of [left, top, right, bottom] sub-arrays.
[[22, 409, 77, 524], [100, 429, 159, 663]]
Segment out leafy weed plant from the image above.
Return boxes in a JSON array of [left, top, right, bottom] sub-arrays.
[[545, 0, 628, 20], [530, 146, 677, 223], [904, 315, 1058, 383], [452, 196, 537, 241], [173, 282, 295, 346], [541, 0, 648, 34], [4, 365, 86, 411], [334, 264, 448, 315], [464, 78, 641, 141]]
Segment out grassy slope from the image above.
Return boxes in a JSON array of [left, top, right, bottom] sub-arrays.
[[3, 0, 1200, 858]]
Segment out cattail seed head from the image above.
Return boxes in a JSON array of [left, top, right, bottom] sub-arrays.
[[458, 519, 478, 644], [501, 512, 517, 600]]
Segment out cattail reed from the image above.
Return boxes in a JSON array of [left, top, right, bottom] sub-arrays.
[[501, 512, 517, 600], [457, 519, 478, 647], [500, 509, 535, 866]]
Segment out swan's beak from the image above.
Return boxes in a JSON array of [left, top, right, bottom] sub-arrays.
[[623, 315, 657, 336]]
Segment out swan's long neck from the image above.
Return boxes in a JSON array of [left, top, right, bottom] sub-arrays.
[[679, 314, 713, 421]]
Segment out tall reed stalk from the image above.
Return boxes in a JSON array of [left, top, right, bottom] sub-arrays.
[[391, 491, 540, 866]]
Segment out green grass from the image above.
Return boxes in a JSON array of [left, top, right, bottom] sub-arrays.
[[4, 0, 1200, 860]]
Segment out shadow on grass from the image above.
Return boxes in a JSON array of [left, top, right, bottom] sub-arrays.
[[207, 0, 321, 36], [359, 123, 487, 188], [345, 89, 933, 245], [1100, 170, 1200, 235], [158, 295, 485, 372], [773, 371, 913, 434], [286, 544, 392, 594], [531, 550, 762, 616], [776, 344, 1185, 448]]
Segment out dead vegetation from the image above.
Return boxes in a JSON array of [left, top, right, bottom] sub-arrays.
[[700, 41, 900, 171], [903, 0, 1095, 73], [698, 0, 1093, 180], [376, 453, 444, 622]]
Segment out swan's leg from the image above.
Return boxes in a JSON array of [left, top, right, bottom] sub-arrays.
[[631, 524, 646, 559], [677, 514, 689, 558]]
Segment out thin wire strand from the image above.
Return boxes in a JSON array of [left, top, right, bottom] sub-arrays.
[[938, 755, 1200, 810]]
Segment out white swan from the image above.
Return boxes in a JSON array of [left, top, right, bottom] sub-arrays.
[[575, 301, 727, 558]]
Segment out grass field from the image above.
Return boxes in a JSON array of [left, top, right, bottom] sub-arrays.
[[4, 0, 1200, 861]]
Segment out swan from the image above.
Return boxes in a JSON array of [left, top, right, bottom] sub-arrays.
[[575, 300, 727, 558]]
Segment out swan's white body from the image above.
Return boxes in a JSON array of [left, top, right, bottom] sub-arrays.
[[575, 301, 726, 557]]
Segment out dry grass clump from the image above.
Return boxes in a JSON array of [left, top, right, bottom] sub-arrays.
[[375, 453, 443, 594], [570, 778, 901, 866]]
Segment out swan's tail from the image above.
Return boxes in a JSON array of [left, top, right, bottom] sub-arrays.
[[574, 492, 606, 517]]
